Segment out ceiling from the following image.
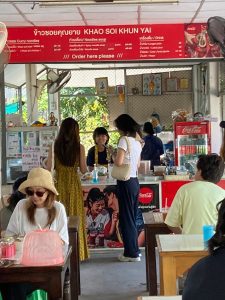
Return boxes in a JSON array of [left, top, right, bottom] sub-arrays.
[[1, 0, 225, 27], [2, 0, 225, 86]]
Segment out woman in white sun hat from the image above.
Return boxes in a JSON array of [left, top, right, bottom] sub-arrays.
[[0, 168, 68, 300], [5, 167, 68, 245]]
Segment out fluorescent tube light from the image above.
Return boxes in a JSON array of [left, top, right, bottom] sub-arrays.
[[39, 0, 179, 7]]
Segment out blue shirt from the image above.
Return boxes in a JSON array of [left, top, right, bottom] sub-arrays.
[[141, 135, 164, 169]]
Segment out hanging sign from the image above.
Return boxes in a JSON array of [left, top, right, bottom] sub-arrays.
[[7, 23, 222, 63]]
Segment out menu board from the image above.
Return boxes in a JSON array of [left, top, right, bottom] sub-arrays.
[[22, 146, 41, 171], [7, 23, 222, 63], [6, 132, 21, 158]]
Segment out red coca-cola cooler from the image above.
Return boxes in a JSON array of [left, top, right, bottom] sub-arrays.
[[174, 121, 211, 167]]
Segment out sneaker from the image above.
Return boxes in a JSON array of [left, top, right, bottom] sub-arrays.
[[118, 254, 141, 262], [138, 252, 142, 257]]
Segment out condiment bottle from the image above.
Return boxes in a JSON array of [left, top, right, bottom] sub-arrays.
[[1, 237, 16, 258], [92, 164, 99, 183]]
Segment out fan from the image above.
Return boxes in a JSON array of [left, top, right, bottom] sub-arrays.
[[207, 16, 225, 57], [35, 70, 71, 98], [0, 21, 10, 73]]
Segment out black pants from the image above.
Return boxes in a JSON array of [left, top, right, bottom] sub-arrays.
[[0, 283, 35, 300], [117, 177, 140, 258]]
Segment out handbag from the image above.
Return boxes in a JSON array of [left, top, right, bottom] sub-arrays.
[[111, 136, 131, 181]]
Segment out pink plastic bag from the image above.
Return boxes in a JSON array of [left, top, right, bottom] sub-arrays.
[[21, 229, 64, 266]]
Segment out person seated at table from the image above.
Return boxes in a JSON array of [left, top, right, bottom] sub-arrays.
[[0, 175, 27, 234], [0, 167, 68, 300], [86, 127, 113, 171], [182, 197, 225, 300], [141, 122, 164, 170], [165, 154, 225, 234]]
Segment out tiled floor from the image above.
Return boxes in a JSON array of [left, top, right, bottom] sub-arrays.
[[80, 249, 148, 300]]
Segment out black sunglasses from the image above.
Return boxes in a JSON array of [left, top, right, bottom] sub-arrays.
[[26, 189, 46, 197]]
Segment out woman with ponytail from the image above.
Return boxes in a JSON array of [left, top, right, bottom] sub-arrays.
[[182, 198, 225, 300]]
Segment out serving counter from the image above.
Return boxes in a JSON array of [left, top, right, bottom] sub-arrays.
[[82, 178, 161, 212], [81, 177, 225, 250]]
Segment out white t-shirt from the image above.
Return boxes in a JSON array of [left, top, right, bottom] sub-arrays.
[[6, 199, 69, 244], [118, 136, 142, 178], [86, 209, 110, 231]]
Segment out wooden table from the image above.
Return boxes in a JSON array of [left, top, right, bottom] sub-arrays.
[[143, 212, 171, 295], [0, 216, 80, 300], [137, 296, 182, 300], [0, 246, 72, 300], [156, 234, 208, 296]]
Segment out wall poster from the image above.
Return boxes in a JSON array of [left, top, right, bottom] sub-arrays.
[[83, 183, 159, 249], [143, 73, 162, 96]]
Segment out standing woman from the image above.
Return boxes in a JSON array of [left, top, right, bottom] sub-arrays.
[[86, 127, 112, 171], [113, 114, 142, 262], [47, 117, 89, 261]]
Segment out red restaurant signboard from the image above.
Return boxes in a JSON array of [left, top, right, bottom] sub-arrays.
[[7, 23, 222, 63]]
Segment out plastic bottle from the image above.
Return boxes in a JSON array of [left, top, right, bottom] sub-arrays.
[[89, 223, 97, 247], [98, 223, 105, 247], [92, 164, 99, 183], [77, 167, 82, 179]]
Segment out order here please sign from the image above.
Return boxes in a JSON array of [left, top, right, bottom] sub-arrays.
[[7, 23, 222, 63]]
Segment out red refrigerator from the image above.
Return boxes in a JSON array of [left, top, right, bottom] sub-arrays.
[[174, 121, 211, 167]]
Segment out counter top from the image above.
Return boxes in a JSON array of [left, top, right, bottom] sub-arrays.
[[81, 178, 161, 186]]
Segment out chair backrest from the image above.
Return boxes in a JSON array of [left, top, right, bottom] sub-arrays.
[[67, 215, 80, 298]]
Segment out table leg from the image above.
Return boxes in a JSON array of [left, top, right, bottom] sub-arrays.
[[147, 231, 158, 295], [159, 256, 177, 296], [144, 227, 150, 292]]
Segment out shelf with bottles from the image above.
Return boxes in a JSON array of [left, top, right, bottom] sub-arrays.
[[178, 136, 208, 156]]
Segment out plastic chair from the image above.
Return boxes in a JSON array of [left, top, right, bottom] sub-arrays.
[[0, 290, 47, 300], [27, 290, 47, 300]]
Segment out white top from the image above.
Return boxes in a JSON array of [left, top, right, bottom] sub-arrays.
[[86, 209, 110, 230], [118, 136, 142, 178], [6, 199, 69, 244]]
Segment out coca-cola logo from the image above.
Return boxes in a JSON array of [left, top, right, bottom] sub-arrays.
[[139, 187, 154, 204], [182, 126, 202, 134]]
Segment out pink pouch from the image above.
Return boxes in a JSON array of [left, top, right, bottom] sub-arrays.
[[21, 229, 64, 266]]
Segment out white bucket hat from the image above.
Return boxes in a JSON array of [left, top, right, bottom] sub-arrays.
[[18, 168, 58, 196]]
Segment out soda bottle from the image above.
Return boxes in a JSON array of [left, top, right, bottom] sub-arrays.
[[179, 138, 185, 156], [89, 222, 97, 247], [98, 223, 105, 247], [202, 137, 207, 154]]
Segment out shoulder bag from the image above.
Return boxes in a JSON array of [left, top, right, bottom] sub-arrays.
[[111, 136, 131, 181]]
